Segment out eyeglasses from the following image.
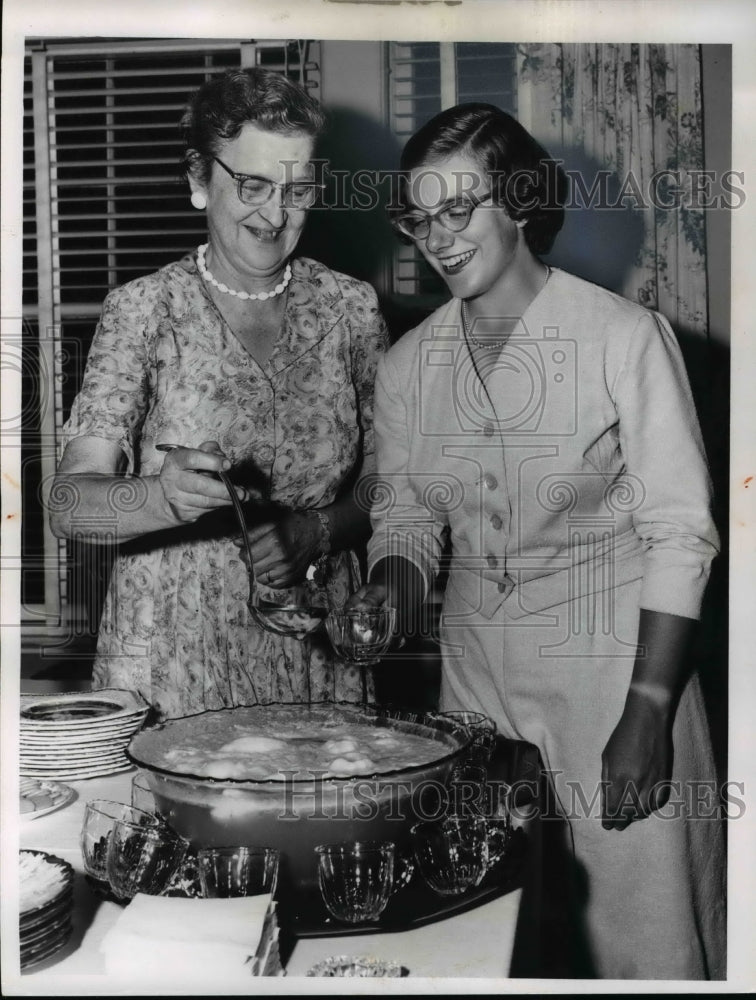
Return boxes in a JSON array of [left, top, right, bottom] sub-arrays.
[[212, 155, 323, 209], [390, 190, 493, 241]]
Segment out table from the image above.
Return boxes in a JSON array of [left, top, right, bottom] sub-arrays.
[[14, 769, 529, 991]]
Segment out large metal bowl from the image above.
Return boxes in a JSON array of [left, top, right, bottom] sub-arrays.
[[126, 703, 470, 891]]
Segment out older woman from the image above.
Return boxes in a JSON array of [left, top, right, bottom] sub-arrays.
[[353, 103, 725, 979], [50, 68, 388, 719]]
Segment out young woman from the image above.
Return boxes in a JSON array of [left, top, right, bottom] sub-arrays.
[[353, 103, 725, 980]]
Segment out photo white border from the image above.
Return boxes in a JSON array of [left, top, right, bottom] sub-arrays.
[[2, 0, 754, 993]]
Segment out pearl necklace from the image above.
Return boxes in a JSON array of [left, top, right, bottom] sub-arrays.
[[462, 301, 507, 352], [462, 265, 552, 351], [197, 243, 291, 302]]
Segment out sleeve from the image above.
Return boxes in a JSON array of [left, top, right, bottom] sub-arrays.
[[60, 281, 155, 473], [346, 280, 390, 476], [613, 310, 720, 619], [366, 349, 446, 601]]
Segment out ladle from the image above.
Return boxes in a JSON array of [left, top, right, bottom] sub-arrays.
[[155, 444, 327, 639]]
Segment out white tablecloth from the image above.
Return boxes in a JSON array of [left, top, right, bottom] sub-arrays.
[[11, 769, 524, 992]]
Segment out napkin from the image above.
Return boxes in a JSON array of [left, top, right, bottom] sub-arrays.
[[100, 893, 284, 982]]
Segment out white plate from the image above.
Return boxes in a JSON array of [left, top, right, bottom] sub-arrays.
[[21, 762, 129, 776], [21, 753, 130, 768], [22, 739, 132, 752], [20, 715, 148, 737], [21, 760, 134, 781], [20, 779, 76, 821], [21, 723, 142, 740], [20, 708, 148, 731], [19, 729, 139, 753], [21, 752, 130, 769], [20, 721, 146, 743], [20, 689, 149, 728]]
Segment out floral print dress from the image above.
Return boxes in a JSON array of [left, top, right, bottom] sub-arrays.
[[61, 253, 388, 719]]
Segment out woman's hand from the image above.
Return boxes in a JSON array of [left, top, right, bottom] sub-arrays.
[[237, 511, 322, 589], [158, 441, 237, 523], [346, 582, 390, 611], [345, 557, 424, 640], [601, 609, 693, 831], [600, 691, 673, 831]]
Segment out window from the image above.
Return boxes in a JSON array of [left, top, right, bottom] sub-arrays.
[[22, 38, 320, 633], [387, 41, 517, 300]]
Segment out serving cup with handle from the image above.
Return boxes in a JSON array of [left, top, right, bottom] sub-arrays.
[[437, 711, 498, 765], [196, 845, 280, 898], [106, 812, 188, 901], [411, 813, 491, 897], [314, 840, 397, 924], [81, 799, 181, 901]]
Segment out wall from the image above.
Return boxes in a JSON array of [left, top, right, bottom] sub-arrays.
[[698, 44, 732, 779], [300, 41, 399, 297], [701, 44, 732, 348], [320, 41, 384, 120]]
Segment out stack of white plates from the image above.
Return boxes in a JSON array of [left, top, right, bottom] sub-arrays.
[[20, 689, 150, 780], [20, 850, 75, 970]]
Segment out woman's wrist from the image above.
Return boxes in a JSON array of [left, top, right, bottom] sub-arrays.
[[368, 556, 426, 634], [625, 680, 675, 722], [50, 471, 179, 541], [153, 474, 189, 529], [309, 508, 332, 558]]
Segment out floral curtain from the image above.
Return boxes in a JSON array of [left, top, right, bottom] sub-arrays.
[[517, 43, 707, 338]]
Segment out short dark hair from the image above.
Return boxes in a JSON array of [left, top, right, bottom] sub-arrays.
[[181, 68, 327, 183], [398, 103, 566, 255]]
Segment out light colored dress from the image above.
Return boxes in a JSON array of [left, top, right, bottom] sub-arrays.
[[367, 268, 726, 979], [61, 253, 388, 719]]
